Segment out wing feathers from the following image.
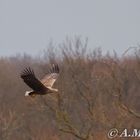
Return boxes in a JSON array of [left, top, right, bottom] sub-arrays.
[[20, 67, 46, 92], [41, 64, 59, 87], [20, 64, 59, 93], [48, 64, 59, 74]]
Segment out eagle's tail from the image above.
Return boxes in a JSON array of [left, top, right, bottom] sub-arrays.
[[25, 91, 36, 97], [25, 91, 31, 96]]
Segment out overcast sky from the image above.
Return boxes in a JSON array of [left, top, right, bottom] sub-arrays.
[[0, 0, 140, 56]]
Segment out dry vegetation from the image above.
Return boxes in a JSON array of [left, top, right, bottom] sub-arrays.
[[0, 38, 140, 140]]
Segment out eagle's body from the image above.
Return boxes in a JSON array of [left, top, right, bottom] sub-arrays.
[[20, 64, 59, 97]]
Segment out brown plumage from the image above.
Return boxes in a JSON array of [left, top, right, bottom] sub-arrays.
[[20, 64, 59, 97]]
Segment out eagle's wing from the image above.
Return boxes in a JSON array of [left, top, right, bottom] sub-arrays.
[[20, 67, 46, 92], [41, 64, 59, 87]]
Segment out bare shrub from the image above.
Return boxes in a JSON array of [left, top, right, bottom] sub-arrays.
[[0, 38, 139, 140]]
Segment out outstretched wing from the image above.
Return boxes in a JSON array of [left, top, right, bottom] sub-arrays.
[[20, 67, 46, 92], [41, 64, 59, 87]]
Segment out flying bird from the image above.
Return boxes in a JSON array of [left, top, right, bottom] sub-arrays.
[[20, 64, 59, 97]]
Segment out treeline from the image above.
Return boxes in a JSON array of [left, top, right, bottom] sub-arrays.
[[0, 38, 140, 140]]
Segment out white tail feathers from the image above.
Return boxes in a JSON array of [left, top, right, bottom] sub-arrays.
[[25, 91, 32, 96]]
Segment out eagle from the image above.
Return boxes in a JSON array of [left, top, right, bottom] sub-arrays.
[[20, 64, 59, 97]]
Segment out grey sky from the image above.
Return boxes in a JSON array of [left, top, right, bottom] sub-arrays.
[[0, 0, 140, 56]]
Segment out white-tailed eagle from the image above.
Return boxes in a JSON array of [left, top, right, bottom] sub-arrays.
[[20, 64, 59, 97]]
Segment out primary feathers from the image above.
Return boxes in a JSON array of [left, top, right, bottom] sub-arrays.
[[20, 64, 59, 97]]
